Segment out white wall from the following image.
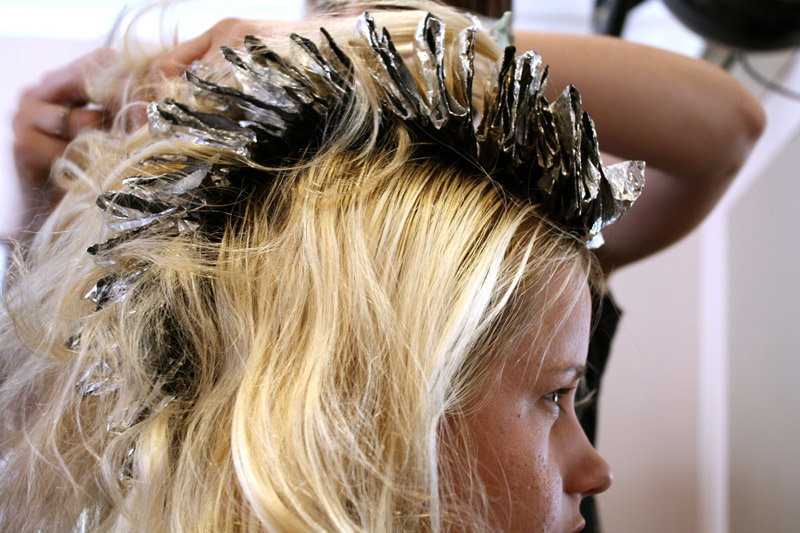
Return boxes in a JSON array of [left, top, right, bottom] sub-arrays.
[[596, 58, 800, 533], [599, 235, 702, 533], [727, 130, 800, 533]]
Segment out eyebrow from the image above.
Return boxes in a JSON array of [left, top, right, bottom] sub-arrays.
[[549, 364, 589, 380]]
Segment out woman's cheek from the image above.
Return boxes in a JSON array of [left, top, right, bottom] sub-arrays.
[[475, 404, 564, 531], [500, 443, 563, 531]]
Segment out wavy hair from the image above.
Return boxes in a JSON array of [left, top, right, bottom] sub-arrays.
[[0, 3, 596, 531]]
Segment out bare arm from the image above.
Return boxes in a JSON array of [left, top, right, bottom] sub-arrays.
[[514, 30, 766, 274]]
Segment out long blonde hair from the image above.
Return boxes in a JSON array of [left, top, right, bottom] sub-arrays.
[[0, 4, 595, 531]]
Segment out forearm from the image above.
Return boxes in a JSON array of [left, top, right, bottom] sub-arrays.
[[514, 30, 766, 182], [514, 30, 765, 272]]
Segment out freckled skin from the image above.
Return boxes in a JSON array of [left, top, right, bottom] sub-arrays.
[[447, 280, 612, 532]]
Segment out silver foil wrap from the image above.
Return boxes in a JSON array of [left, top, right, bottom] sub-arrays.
[[80, 12, 645, 405], [88, 12, 643, 285]]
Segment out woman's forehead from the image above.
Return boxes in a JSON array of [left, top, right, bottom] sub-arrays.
[[507, 280, 592, 383]]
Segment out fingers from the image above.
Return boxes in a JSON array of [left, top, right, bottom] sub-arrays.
[[34, 63, 88, 105], [147, 17, 276, 78], [14, 92, 104, 138], [132, 32, 214, 127], [32, 102, 104, 140], [11, 48, 115, 212], [34, 48, 117, 104], [13, 126, 69, 189], [150, 32, 213, 79]]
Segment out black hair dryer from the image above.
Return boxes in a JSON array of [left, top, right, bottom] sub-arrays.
[[663, 0, 800, 50]]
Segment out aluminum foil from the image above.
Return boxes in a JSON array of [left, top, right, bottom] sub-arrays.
[[76, 355, 123, 396], [107, 396, 172, 434], [89, 12, 641, 274], [80, 12, 645, 409]]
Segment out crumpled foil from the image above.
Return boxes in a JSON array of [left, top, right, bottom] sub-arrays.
[[75, 353, 123, 396], [87, 12, 642, 293], [108, 396, 173, 480], [80, 11, 644, 404]]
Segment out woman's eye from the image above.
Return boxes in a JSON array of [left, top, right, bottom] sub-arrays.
[[545, 391, 561, 404], [543, 388, 576, 412]]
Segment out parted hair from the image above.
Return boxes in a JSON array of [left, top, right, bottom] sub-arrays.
[[0, 3, 595, 531]]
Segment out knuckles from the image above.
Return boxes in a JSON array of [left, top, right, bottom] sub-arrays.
[[212, 17, 246, 33]]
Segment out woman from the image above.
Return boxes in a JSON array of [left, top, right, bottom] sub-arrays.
[[1, 4, 619, 531], [1, 1, 763, 531]]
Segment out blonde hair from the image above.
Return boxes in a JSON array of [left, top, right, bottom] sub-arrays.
[[0, 4, 595, 531]]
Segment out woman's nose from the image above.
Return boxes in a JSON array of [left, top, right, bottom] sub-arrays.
[[578, 445, 613, 497], [561, 423, 613, 497]]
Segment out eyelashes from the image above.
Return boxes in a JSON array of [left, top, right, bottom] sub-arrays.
[[543, 386, 578, 412]]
